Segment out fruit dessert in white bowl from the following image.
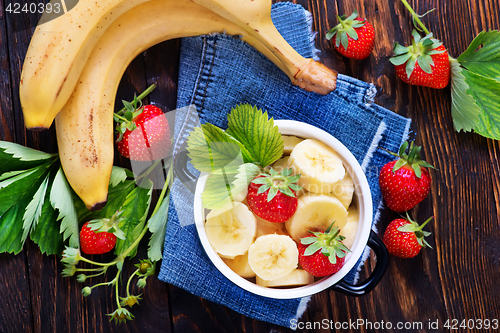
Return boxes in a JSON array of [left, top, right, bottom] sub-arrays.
[[189, 107, 385, 299]]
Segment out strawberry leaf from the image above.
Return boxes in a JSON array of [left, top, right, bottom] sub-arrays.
[[114, 179, 153, 257], [462, 70, 500, 140], [50, 167, 80, 249], [458, 30, 500, 81], [147, 193, 171, 262], [226, 104, 284, 168], [187, 123, 252, 173], [450, 59, 481, 132]]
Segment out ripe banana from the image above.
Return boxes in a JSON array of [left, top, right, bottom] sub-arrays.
[[247, 234, 298, 281], [285, 193, 348, 243], [342, 206, 359, 249], [55, 0, 287, 210], [190, 0, 337, 94], [256, 269, 314, 287], [282, 135, 304, 154], [205, 203, 257, 258], [331, 173, 355, 209], [288, 139, 346, 194], [20, 0, 154, 130], [255, 214, 287, 238], [222, 253, 256, 278]]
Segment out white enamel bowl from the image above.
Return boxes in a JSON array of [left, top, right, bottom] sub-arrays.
[[193, 120, 387, 299]]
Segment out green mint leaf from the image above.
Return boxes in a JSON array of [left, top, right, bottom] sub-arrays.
[[114, 179, 153, 257], [50, 167, 80, 249], [450, 59, 481, 132], [147, 194, 170, 262], [462, 69, 500, 139], [201, 163, 260, 210], [187, 123, 252, 173], [458, 30, 500, 81], [226, 104, 284, 168], [22, 174, 50, 243]]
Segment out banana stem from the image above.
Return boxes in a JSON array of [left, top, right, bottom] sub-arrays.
[[400, 0, 430, 35]]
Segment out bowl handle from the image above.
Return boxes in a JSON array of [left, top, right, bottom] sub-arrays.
[[329, 230, 389, 296], [173, 150, 197, 193]]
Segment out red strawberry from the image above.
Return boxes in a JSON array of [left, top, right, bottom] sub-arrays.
[[79, 213, 125, 255], [298, 224, 350, 277], [115, 88, 171, 161], [383, 215, 433, 258], [379, 141, 434, 213], [390, 31, 450, 88], [246, 168, 301, 223], [326, 10, 375, 60]]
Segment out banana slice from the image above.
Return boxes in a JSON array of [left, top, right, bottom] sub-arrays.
[[331, 173, 355, 209], [248, 234, 298, 281], [342, 207, 359, 249], [272, 156, 291, 174], [256, 269, 314, 287], [289, 139, 345, 194], [285, 193, 348, 243], [255, 215, 288, 238], [282, 135, 304, 154], [205, 203, 257, 258], [222, 253, 256, 278]]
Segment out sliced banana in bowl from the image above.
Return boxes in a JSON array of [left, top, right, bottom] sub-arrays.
[[194, 120, 376, 299]]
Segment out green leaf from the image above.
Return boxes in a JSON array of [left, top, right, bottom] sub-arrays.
[[187, 124, 252, 173], [147, 194, 170, 262], [0, 160, 56, 254], [30, 181, 64, 256], [226, 104, 284, 168], [114, 180, 153, 257], [22, 174, 50, 243], [201, 163, 260, 210], [110, 166, 131, 187], [462, 70, 500, 140], [0, 141, 55, 162], [50, 167, 80, 248], [303, 241, 322, 256], [450, 59, 481, 132], [458, 30, 500, 81]]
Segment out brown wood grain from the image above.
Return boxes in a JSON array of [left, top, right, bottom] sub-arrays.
[[0, 0, 499, 332]]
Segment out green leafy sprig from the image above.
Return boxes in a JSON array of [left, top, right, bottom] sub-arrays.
[[398, 0, 500, 140], [186, 104, 284, 210]]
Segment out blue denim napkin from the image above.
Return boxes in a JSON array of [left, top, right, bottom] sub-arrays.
[[158, 2, 411, 328]]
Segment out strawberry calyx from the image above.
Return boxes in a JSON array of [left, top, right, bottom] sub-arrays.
[[251, 167, 302, 202], [389, 140, 435, 178], [86, 210, 126, 240], [325, 10, 366, 50], [300, 223, 351, 264], [389, 30, 446, 79], [114, 84, 156, 142], [396, 214, 434, 248]]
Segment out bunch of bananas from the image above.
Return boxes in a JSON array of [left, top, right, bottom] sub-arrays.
[[20, 0, 338, 211]]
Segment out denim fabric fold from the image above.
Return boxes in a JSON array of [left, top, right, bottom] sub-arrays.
[[158, 3, 411, 328]]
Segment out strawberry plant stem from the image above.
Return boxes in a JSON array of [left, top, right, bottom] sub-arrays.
[[400, 0, 430, 35], [116, 83, 157, 115]]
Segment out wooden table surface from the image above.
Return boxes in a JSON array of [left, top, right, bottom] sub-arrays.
[[1, 0, 499, 332]]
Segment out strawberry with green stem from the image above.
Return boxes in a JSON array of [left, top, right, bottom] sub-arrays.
[[114, 84, 172, 161], [62, 165, 173, 324], [379, 140, 434, 213], [247, 168, 301, 223], [325, 10, 375, 60], [383, 215, 434, 258], [390, 0, 450, 88], [79, 211, 126, 255], [298, 223, 351, 277]]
